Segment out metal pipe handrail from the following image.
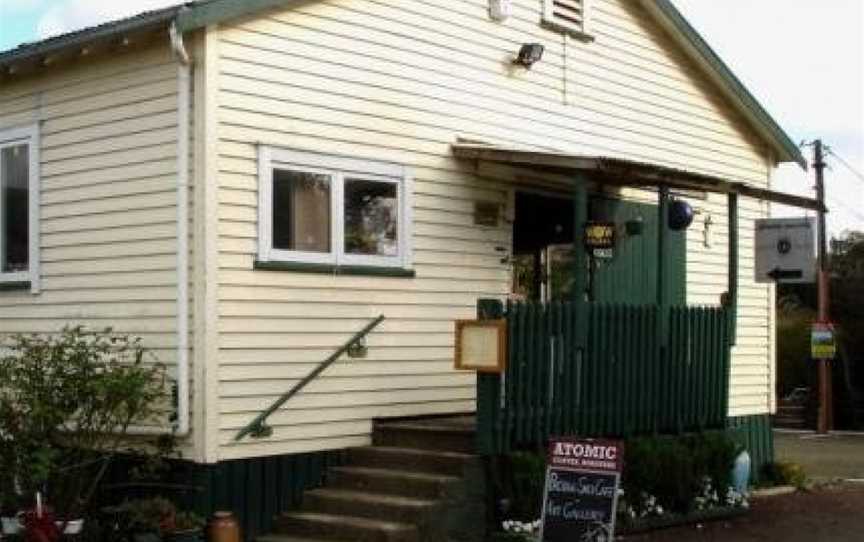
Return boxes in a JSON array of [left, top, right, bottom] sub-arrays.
[[235, 315, 386, 441]]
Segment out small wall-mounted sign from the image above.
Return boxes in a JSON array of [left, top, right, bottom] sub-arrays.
[[539, 438, 624, 542], [811, 322, 837, 360], [454, 319, 507, 373], [755, 218, 816, 284], [584, 222, 616, 258], [475, 201, 501, 227]]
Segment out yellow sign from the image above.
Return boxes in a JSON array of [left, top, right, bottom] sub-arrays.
[[584, 222, 616, 249], [811, 323, 836, 360]]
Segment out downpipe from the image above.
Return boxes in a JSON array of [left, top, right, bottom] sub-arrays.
[[169, 21, 191, 438], [129, 23, 192, 437]]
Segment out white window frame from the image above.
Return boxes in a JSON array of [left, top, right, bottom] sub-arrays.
[[258, 147, 414, 270], [0, 123, 40, 292], [541, 0, 594, 40]]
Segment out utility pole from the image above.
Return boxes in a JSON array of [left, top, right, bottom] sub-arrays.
[[814, 139, 833, 434]]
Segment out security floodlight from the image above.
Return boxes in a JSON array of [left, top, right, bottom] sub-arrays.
[[514, 43, 544, 68]]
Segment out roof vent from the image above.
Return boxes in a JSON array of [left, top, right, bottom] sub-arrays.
[[542, 0, 592, 37]]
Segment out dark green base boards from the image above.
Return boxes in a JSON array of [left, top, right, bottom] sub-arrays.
[[100, 450, 345, 542]]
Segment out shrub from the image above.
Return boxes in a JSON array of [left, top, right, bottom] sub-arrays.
[[0, 326, 168, 519], [621, 431, 738, 516], [494, 431, 741, 530], [763, 462, 807, 489], [495, 451, 546, 522]]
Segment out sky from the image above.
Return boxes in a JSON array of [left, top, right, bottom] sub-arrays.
[[0, 0, 862, 235]]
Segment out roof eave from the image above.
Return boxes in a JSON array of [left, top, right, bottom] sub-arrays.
[[643, 0, 808, 170], [175, 0, 300, 32], [0, 7, 180, 70]]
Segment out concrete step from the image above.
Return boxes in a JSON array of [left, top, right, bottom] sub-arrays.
[[274, 511, 418, 542], [373, 421, 476, 453], [327, 466, 461, 500], [348, 446, 477, 476], [303, 488, 439, 524]]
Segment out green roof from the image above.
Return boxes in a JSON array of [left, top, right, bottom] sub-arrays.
[[0, 0, 806, 168]]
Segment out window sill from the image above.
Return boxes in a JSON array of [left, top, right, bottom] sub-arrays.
[[0, 281, 31, 292], [254, 260, 416, 278], [541, 20, 595, 43]]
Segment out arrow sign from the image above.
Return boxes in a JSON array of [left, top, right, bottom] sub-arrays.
[[767, 267, 804, 281]]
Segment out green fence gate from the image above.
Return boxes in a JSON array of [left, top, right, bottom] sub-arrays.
[[477, 301, 732, 454]]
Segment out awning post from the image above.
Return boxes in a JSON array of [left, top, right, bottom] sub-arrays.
[[657, 186, 670, 344], [573, 176, 589, 349], [727, 193, 739, 345]]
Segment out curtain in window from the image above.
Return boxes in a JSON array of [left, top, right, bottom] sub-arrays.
[[272, 170, 331, 253]]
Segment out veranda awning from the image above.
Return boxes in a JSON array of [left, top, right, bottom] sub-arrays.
[[452, 143, 823, 212]]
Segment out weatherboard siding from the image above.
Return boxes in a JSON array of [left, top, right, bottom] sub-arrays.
[[213, 0, 775, 458], [0, 44, 197, 449]]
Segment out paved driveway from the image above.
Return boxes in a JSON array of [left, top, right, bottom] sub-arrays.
[[774, 430, 864, 480]]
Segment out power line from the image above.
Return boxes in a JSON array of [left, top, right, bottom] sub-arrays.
[[826, 194, 864, 223], [825, 147, 864, 184]]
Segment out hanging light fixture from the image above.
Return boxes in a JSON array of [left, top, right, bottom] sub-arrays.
[[668, 200, 695, 231]]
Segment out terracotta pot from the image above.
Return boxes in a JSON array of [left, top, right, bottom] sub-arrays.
[[208, 511, 240, 542]]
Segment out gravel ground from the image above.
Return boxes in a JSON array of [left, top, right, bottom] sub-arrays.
[[619, 483, 864, 542], [774, 431, 864, 481]]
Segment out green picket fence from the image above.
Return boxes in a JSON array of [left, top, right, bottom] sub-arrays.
[[477, 301, 731, 454]]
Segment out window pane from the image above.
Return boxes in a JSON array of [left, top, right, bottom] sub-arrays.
[[1, 145, 29, 273], [344, 178, 399, 257], [272, 170, 331, 253]]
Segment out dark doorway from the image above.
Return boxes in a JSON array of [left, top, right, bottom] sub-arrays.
[[512, 191, 575, 302]]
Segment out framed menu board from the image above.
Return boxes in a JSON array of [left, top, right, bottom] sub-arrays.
[[454, 319, 507, 373], [539, 438, 624, 542]]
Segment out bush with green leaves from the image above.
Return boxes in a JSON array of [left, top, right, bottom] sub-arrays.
[[621, 431, 739, 516], [493, 430, 741, 532], [0, 326, 168, 519]]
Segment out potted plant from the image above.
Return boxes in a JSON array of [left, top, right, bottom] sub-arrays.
[[1, 488, 24, 535], [165, 511, 206, 542], [113, 497, 177, 542]]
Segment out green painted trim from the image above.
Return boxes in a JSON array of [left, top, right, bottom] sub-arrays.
[[728, 414, 774, 484], [175, 0, 299, 32], [254, 260, 416, 278], [651, 0, 807, 169], [0, 281, 31, 292]]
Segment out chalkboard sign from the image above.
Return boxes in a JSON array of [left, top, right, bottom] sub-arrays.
[[539, 438, 624, 542]]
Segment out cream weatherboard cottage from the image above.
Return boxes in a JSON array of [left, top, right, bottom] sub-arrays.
[[0, 0, 814, 537]]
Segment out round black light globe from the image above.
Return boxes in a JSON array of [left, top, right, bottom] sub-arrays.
[[668, 200, 695, 231]]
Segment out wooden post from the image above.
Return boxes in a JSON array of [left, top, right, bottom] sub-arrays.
[[813, 140, 833, 433], [657, 187, 670, 344], [573, 177, 589, 349], [476, 298, 504, 454], [727, 193, 739, 346]]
